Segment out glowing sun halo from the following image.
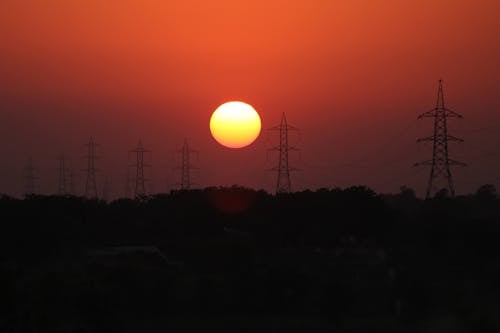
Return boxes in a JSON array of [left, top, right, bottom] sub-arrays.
[[210, 101, 262, 148]]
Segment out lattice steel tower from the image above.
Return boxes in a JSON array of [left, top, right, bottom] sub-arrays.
[[177, 138, 197, 190], [58, 154, 69, 195], [181, 139, 191, 189], [129, 140, 151, 197], [24, 158, 38, 196], [84, 137, 99, 198], [415, 79, 465, 199], [268, 113, 299, 194], [69, 167, 76, 196]]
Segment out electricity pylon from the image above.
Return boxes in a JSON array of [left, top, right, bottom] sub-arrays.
[[84, 137, 99, 199], [268, 112, 300, 194], [58, 154, 69, 195], [69, 167, 77, 196], [415, 79, 465, 199], [24, 158, 38, 197], [175, 138, 198, 190], [129, 140, 151, 198]]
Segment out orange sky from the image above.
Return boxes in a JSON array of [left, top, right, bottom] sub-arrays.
[[1, 0, 499, 198]]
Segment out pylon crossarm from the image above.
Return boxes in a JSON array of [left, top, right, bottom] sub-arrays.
[[268, 124, 299, 131], [417, 110, 437, 119], [446, 135, 464, 142], [444, 108, 463, 118], [268, 125, 282, 131], [448, 159, 467, 167]]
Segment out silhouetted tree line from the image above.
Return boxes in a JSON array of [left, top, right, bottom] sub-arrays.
[[1, 184, 500, 332]]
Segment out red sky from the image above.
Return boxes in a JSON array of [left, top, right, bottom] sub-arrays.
[[1, 0, 499, 198]]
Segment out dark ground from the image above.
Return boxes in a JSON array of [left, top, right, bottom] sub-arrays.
[[1, 185, 500, 332]]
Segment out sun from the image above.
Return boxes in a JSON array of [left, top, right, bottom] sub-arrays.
[[210, 101, 262, 148]]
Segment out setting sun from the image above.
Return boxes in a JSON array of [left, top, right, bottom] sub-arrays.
[[209, 101, 262, 148]]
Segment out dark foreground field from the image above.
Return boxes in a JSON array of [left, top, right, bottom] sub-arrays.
[[1, 185, 500, 332]]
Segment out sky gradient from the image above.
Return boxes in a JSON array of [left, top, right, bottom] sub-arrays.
[[1, 0, 499, 198]]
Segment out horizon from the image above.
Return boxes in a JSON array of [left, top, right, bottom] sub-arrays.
[[2, 181, 495, 202]]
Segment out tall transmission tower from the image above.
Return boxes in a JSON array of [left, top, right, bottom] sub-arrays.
[[84, 137, 99, 199], [415, 79, 465, 199], [268, 113, 300, 194], [57, 154, 69, 195], [24, 158, 38, 197], [129, 140, 151, 198], [177, 138, 198, 190], [69, 167, 77, 196]]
